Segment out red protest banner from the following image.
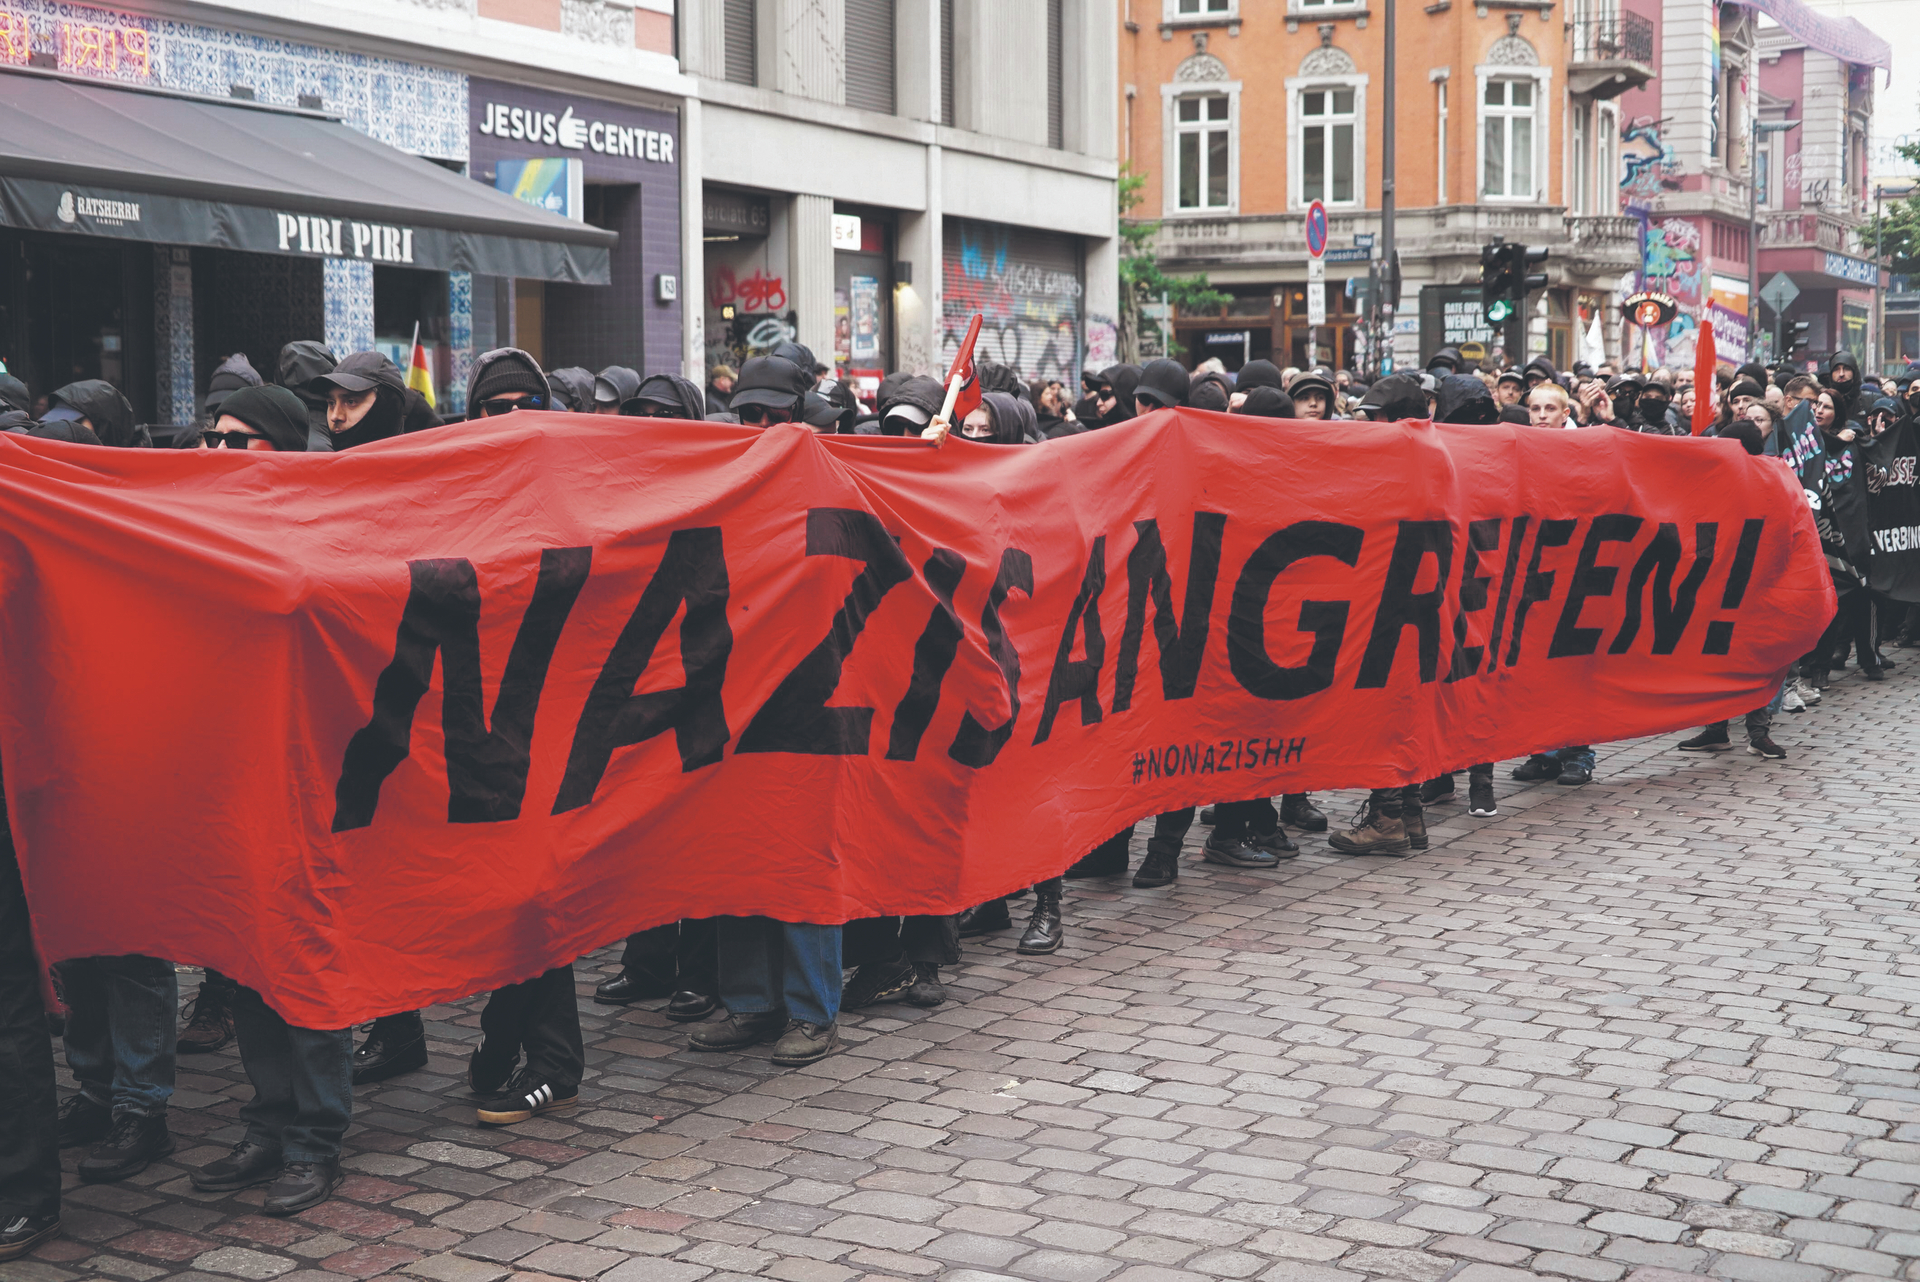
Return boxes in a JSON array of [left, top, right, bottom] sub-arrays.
[[0, 412, 1831, 1025]]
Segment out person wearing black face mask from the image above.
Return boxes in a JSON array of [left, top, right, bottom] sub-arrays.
[[620, 373, 709, 421], [727, 356, 811, 426], [1094, 363, 1142, 427], [311, 353, 406, 450], [464, 349, 550, 420]]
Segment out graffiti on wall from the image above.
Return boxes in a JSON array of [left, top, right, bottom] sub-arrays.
[[1620, 118, 1679, 203], [941, 221, 1084, 383], [707, 266, 787, 313], [1638, 219, 1704, 367], [1085, 313, 1119, 368]]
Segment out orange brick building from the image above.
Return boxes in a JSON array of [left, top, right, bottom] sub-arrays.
[[1121, 0, 1647, 372]]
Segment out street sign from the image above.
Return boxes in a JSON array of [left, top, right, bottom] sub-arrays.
[[1760, 272, 1800, 314], [1325, 247, 1370, 263], [1354, 232, 1375, 250], [1307, 255, 1327, 326], [1305, 201, 1328, 259]]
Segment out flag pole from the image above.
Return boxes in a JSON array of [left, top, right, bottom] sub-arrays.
[[923, 313, 983, 445]]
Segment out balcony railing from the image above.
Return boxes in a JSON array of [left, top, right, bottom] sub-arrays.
[[1761, 210, 1861, 254], [1565, 214, 1639, 249], [1567, 11, 1653, 64]]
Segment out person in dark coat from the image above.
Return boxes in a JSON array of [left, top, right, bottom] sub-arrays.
[[0, 775, 60, 1260], [545, 367, 597, 413], [1094, 363, 1142, 427], [592, 365, 641, 415], [311, 353, 405, 450], [40, 381, 147, 448], [465, 348, 550, 419], [1131, 359, 1189, 415], [0, 373, 31, 432], [1426, 347, 1465, 375], [203, 353, 264, 423], [1822, 350, 1864, 421], [1230, 359, 1285, 410], [957, 391, 1042, 444], [726, 356, 812, 426], [1355, 373, 1432, 421], [201, 385, 321, 453], [276, 341, 337, 451], [875, 375, 944, 436], [621, 373, 710, 420], [1235, 386, 1295, 418]]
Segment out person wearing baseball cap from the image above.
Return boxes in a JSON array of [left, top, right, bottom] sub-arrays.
[[1131, 358, 1190, 415], [593, 366, 641, 415], [311, 352, 406, 449], [1494, 369, 1527, 406], [1288, 371, 1337, 419], [727, 355, 811, 426]]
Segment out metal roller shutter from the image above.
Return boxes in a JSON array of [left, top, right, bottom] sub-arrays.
[[1047, 0, 1064, 149], [845, 0, 896, 114], [942, 217, 1085, 382], [939, 0, 955, 126], [723, 0, 756, 86]]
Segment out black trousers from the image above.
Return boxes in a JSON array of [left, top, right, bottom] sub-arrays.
[[0, 825, 57, 1221], [620, 919, 718, 996], [1209, 798, 1280, 842], [842, 916, 960, 969], [1365, 785, 1423, 819], [1815, 587, 1874, 671], [480, 966, 583, 1092]]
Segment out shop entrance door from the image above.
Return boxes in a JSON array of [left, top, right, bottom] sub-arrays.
[[7, 233, 151, 418], [1277, 282, 1358, 370]]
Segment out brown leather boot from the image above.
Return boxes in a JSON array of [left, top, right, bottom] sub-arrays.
[[1327, 800, 1411, 855]]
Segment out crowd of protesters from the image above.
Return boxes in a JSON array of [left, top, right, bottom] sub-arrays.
[[1, 332, 1911, 1259]]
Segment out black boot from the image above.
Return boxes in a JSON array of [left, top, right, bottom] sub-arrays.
[[1063, 830, 1130, 879], [351, 1011, 427, 1085], [1418, 774, 1455, 805], [592, 965, 675, 1006], [1017, 879, 1064, 955], [178, 971, 238, 1055], [957, 899, 1012, 936], [1279, 794, 1328, 832], [78, 1112, 173, 1183]]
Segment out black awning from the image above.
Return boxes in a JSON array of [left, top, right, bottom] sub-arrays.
[[0, 68, 614, 284]]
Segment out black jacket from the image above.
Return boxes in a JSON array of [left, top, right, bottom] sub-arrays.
[[204, 352, 264, 420], [276, 341, 337, 445], [48, 380, 146, 448], [978, 391, 1041, 445], [625, 374, 709, 421], [1098, 363, 1143, 426], [547, 367, 597, 413]]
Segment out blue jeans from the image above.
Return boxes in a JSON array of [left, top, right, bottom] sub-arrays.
[[716, 918, 842, 1027], [58, 955, 176, 1117], [231, 985, 353, 1163]]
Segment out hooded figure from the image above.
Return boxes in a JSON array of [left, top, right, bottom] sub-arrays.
[[1498, 404, 1532, 425], [622, 373, 709, 421], [277, 340, 338, 446], [876, 375, 944, 436], [1524, 355, 1559, 386], [401, 388, 439, 435], [976, 362, 1025, 398], [465, 348, 550, 420], [770, 341, 820, 374], [43, 380, 145, 448], [729, 355, 812, 423], [1427, 347, 1464, 375], [312, 352, 406, 450], [1234, 386, 1295, 419], [203, 353, 264, 421], [1190, 378, 1230, 413], [965, 391, 1040, 445], [1070, 368, 1104, 424], [1357, 373, 1431, 422], [593, 366, 642, 414], [213, 385, 318, 452], [1235, 360, 1285, 393], [546, 367, 598, 413], [1823, 350, 1862, 419], [1133, 359, 1190, 412], [801, 391, 849, 433], [0, 372, 30, 432], [28, 419, 104, 446], [1434, 374, 1497, 424], [1096, 363, 1142, 426]]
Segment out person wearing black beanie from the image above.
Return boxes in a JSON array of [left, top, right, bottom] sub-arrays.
[[464, 348, 550, 418], [203, 385, 316, 452]]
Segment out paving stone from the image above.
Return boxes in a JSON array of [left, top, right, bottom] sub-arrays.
[[189, 1247, 299, 1279]]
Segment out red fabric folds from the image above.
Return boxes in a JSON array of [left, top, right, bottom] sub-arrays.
[[0, 411, 1832, 1025]]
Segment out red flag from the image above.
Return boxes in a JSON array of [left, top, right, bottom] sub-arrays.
[[1691, 319, 1717, 436], [0, 416, 1831, 1024], [942, 313, 983, 426]]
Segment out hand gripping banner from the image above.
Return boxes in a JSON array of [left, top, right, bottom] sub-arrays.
[[0, 413, 1831, 1025]]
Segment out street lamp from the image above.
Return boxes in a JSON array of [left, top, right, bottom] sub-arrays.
[[1748, 116, 1799, 363]]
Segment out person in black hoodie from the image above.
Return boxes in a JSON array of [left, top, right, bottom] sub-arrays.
[[40, 381, 146, 449], [0, 373, 31, 432], [958, 390, 1043, 444], [1236, 386, 1295, 418], [620, 373, 710, 421], [875, 375, 944, 437], [465, 348, 550, 419], [200, 385, 318, 453], [277, 341, 338, 451], [1131, 359, 1189, 416], [1822, 350, 1864, 422], [593, 366, 641, 415], [1094, 363, 1142, 427], [311, 353, 406, 451], [203, 354, 264, 424], [545, 367, 597, 413]]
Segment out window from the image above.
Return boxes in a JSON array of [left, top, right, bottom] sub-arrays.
[[1756, 140, 1771, 207], [845, 0, 895, 114], [1046, 0, 1064, 149], [939, 0, 955, 125], [723, 0, 756, 86], [1570, 101, 1590, 213], [1482, 78, 1535, 199], [1300, 87, 1356, 204], [1177, 0, 1230, 12], [1435, 78, 1449, 204], [1176, 95, 1231, 209]]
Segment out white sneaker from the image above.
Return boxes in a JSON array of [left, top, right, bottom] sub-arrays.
[[1793, 676, 1822, 706], [1780, 686, 1806, 713]]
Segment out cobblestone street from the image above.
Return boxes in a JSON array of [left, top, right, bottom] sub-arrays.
[[14, 667, 1920, 1282]]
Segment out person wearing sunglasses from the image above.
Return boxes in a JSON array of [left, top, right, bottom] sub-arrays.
[[619, 373, 709, 421], [725, 355, 811, 428], [197, 386, 315, 453], [462, 348, 550, 422]]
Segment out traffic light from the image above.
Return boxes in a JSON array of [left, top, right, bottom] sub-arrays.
[[1480, 242, 1550, 323], [1786, 319, 1811, 352], [1481, 242, 1512, 322]]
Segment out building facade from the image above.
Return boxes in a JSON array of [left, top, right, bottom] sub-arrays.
[[1125, 0, 1646, 374], [1612, 0, 1888, 371], [677, 0, 1120, 391], [2, 0, 1115, 430]]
